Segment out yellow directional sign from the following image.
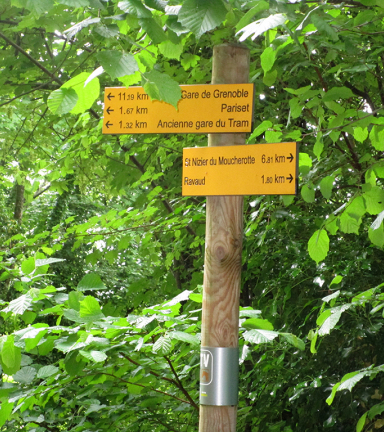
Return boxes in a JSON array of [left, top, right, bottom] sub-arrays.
[[102, 84, 254, 134], [182, 142, 298, 196]]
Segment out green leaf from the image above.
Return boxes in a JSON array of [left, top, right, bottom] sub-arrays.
[[323, 86, 354, 102], [118, 0, 152, 17], [301, 184, 315, 203], [310, 331, 318, 354], [97, 51, 139, 79], [261, 47, 276, 73], [363, 186, 384, 215], [308, 230, 329, 264], [339, 212, 361, 234], [2, 294, 32, 315], [243, 329, 279, 344], [158, 41, 183, 60], [248, 121, 272, 142], [65, 351, 84, 376], [353, 127, 368, 143], [242, 318, 274, 330], [77, 273, 107, 291], [318, 309, 342, 336], [1, 336, 21, 375], [16, 0, 54, 16], [189, 293, 202, 303], [180, 54, 200, 70], [311, 14, 338, 41], [58, 0, 90, 5], [317, 310, 331, 326], [63, 17, 101, 39], [326, 382, 341, 405], [139, 18, 168, 44], [299, 152, 312, 173], [79, 350, 107, 362], [368, 402, 384, 420], [21, 257, 35, 275], [169, 331, 199, 346], [356, 412, 368, 432], [178, 0, 227, 39], [322, 290, 340, 302], [371, 210, 384, 230], [320, 176, 334, 199], [282, 195, 295, 206], [142, 70, 181, 108], [79, 296, 104, 322], [0, 400, 14, 428], [369, 223, 384, 247], [35, 258, 65, 267], [338, 371, 370, 392], [37, 365, 59, 378], [263, 69, 277, 86], [280, 333, 305, 351], [237, 14, 286, 42], [284, 86, 312, 95], [314, 133, 324, 160], [264, 128, 281, 142], [69, 291, 84, 311], [289, 98, 303, 119], [62, 72, 100, 114], [48, 88, 78, 115], [13, 366, 36, 384], [152, 335, 172, 354], [369, 125, 384, 151], [330, 275, 343, 287]]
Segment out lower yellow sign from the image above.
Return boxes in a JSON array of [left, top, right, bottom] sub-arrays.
[[182, 142, 298, 196]]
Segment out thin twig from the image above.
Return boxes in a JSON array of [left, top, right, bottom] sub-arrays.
[[93, 372, 192, 405], [164, 356, 199, 410], [0, 80, 55, 108]]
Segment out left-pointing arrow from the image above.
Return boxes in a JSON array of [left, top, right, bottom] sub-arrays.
[[105, 121, 113, 128], [107, 93, 115, 101], [106, 107, 114, 115], [286, 174, 293, 183]]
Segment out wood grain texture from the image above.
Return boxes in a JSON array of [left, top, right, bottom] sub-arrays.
[[199, 44, 249, 432]]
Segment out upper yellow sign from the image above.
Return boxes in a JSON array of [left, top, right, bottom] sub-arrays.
[[102, 84, 254, 135], [182, 142, 298, 196]]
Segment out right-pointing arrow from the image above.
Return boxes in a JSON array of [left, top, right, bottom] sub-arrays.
[[286, 174, 293, 183], [287, 153, 294, 163]]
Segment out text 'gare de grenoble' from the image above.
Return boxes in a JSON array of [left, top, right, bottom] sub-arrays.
[[121, 87, 251, 130]]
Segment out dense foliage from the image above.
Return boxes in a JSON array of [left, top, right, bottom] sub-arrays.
[[2, 0, 384, 431]]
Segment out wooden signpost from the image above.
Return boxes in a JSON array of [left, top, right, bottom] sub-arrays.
[[102, 44, 298, 432]]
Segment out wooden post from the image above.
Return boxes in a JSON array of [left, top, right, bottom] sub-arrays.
[[199, 44, 250, 432]]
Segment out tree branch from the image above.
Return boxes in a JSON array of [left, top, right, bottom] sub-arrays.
[[342, 132, 362, 172], [164, 356, 198, 411], [124, 149, 197, 237], [33, 183, 51, 199], [344, 81, 376, 113], [92, 371, 192, 406], [0, 31, 63, 86], [0, 31, 100, 120], [0, 80, 55, 108], [120, 352, 177, 386], [15, 107, 49, 157]]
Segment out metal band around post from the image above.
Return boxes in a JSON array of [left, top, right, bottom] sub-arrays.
[[199, 346, 239, 406]]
